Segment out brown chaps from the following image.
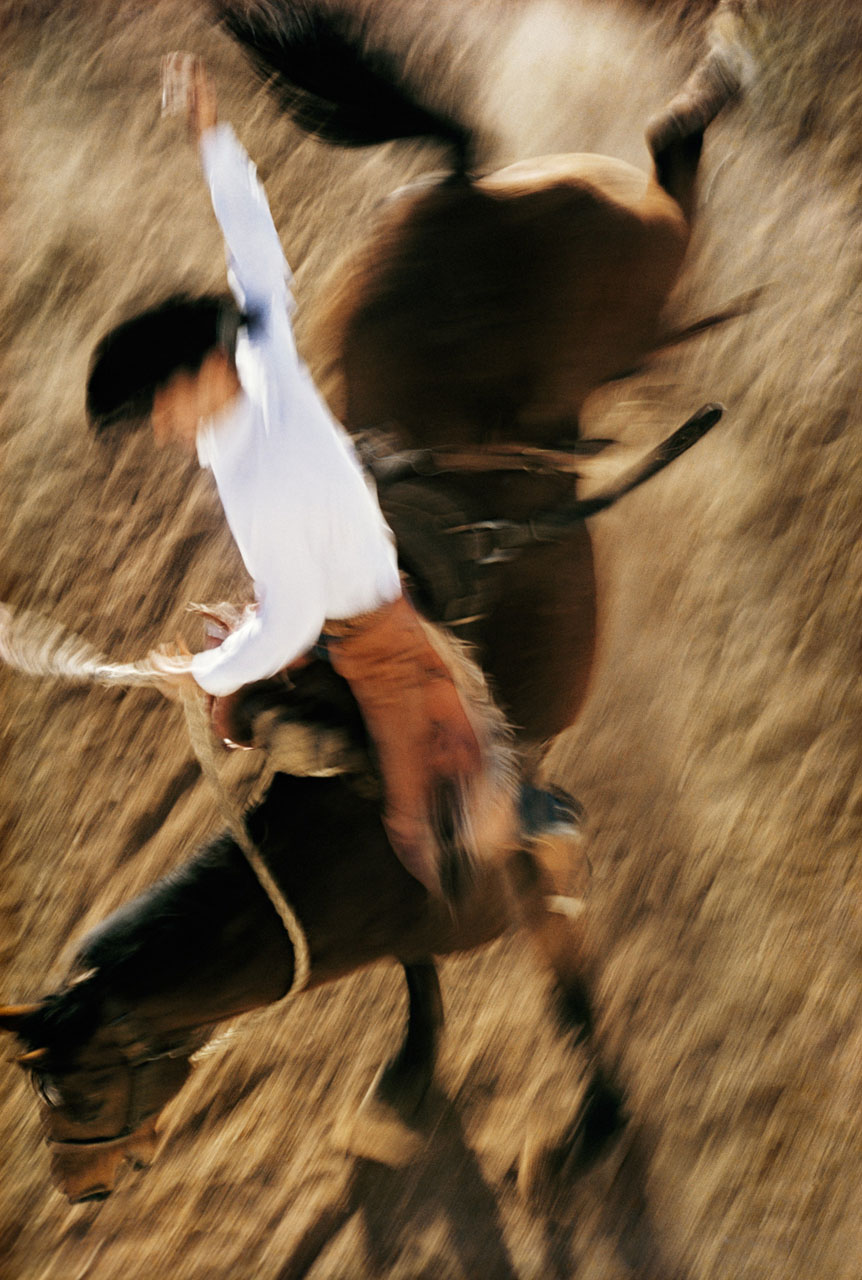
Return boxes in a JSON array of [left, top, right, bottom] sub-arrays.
[[326, 594, 484, 893]]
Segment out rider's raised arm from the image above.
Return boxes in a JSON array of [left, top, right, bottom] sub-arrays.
[[199, 122, 296, 328], [163, 52, 294, 326]]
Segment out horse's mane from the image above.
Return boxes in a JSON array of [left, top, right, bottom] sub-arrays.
[[7, 831, 284, 1060], [75, 834, 261, 978], [215, 1, 472, 171]]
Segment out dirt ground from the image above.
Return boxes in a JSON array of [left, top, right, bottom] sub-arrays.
[[1, 1, 860, 1277]]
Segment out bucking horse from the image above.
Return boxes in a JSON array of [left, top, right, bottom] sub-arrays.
[[0, 0, 757, 1203]]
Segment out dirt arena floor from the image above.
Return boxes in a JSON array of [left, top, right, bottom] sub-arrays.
[[1, 1, 860, 1277]]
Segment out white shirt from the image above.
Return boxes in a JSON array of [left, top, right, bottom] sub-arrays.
[[189, 124, 402, 697]]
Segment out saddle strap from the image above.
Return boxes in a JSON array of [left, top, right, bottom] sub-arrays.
[[377, 403, 724, 629], [363, 438, 611, 483], [446, 402, 724, 565]]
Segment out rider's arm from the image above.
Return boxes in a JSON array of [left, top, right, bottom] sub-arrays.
[[168, 54, 294, 326], [189, 582, 323, 698], [199, 122, 296, 329]]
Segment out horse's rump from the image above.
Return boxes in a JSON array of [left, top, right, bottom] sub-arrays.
[[310, 153, 690, 444]]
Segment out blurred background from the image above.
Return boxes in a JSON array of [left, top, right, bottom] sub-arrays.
[[1, 1, 860, 1276]]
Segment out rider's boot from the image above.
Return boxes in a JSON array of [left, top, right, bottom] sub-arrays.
[[520, 783, 591, 907]]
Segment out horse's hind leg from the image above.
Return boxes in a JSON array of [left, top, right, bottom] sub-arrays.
[[648, 0, 762, 218], [508, 841, 625, 1197], [335, 960, 443, 1166]]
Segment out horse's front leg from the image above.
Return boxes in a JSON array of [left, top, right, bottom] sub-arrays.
[[508, 838, 626, 1200], [373, 960, 443, 1113], [334, 960, 443, 1166]]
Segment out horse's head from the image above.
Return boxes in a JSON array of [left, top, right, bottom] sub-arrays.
[[0, 976, 208, 1201]]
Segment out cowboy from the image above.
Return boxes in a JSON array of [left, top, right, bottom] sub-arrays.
[[85, 55, 516, 899]]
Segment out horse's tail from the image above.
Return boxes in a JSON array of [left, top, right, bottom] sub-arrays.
[[215, 2, 473, 174]]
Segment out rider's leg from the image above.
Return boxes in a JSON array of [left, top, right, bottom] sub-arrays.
[[326, 594, 484, 896]]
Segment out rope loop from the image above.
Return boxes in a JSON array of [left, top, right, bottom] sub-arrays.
[[180, 683, 311, 999], [0, 601, 311, 1000]]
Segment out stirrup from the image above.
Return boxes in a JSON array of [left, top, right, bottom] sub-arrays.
[[519, 783, 585, 840]]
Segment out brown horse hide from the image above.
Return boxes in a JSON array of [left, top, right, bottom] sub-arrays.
[[305, 153, 684, 744], [311, 153, 689, 445]]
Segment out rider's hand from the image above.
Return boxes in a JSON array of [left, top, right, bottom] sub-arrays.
[[148, 642, 198, 702], [161, 52, 218, 140]]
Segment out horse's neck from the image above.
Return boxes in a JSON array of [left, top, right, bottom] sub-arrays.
[[72, 839, 297, 1041]]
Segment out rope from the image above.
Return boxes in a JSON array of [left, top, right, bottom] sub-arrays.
[[0, 602, 311, 1000], [0, 602, 154, 687]]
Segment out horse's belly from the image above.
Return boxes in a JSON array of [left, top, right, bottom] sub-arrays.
[[476, 527, 597, 745]]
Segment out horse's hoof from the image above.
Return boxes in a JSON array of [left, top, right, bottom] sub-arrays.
[[517, 1131, 562, 1210], [517, 1072, 627, 1205], [331, 1067, 425, 1167], [332, 1098, 423, 1168]]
